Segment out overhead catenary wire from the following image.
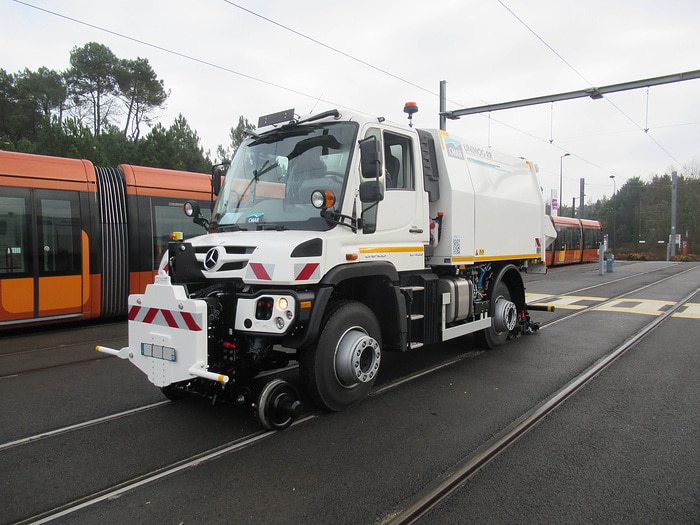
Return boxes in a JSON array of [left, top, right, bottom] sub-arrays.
[[7, 0, 616, 193], [496, 0, 690, 176], [10, 0, 695, 189], [218, 0, 623, 183], [10, 0, 556, 151], [11, 0, 365, 114]]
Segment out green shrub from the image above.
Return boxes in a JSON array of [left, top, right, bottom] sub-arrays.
[[671, 254, 697, 262], [625, 253, 650, 261]]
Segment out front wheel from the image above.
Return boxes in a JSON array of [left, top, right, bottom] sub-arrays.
[[300, 300, 382, 412]]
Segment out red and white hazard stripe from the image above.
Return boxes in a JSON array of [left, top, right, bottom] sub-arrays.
[[295, 263, 320, 281], [247, 262, 274, 280], [128, 305, 202, 331]]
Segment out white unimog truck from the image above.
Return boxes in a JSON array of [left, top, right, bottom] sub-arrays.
[[99, 104, 555, 429]]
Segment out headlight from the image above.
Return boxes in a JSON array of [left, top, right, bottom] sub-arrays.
[[311, 189, 336, 209], [183, 200, 200, 217]]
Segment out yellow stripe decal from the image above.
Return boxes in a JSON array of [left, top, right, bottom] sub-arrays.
[[359, 246, 424, 254], [475, 253, 542, 262]]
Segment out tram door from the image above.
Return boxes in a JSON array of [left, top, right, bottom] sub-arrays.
[[0, 189, 84, 324]]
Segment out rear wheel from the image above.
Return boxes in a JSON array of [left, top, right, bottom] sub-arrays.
[[476, 281, 517, 349], [300, 300, 382, 411]]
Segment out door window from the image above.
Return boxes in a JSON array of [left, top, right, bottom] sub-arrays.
[[0, 195, 29, 274], [383, 132, 414, 190], [37, 195, 81, 274]]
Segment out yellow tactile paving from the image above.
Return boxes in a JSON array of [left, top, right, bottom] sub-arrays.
[[595, 299, 674, 316], [672, 303, 700, 319], [526, 294, 606, 310], [526, 294, 700, 319]]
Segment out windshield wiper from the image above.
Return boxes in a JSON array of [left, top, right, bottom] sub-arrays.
[[257, 223, 286, 231], [218, 224, 248, 232]]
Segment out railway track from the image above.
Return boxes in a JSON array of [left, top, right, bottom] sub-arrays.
[[383, 285, 699, 524], [2, 263, 698, 524], [0, 321, 125, 379], [534, 262, 700, 329], [0, 262, 688, 380]]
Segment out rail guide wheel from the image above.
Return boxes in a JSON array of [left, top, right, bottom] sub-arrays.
[[256, 379, 303, 430]]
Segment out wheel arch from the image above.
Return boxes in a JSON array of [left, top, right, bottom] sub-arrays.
[[298, 262, 405, 350], [491, 263, 526, 313]]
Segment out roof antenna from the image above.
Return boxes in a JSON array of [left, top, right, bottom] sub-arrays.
[[403, 101, 418, 127]]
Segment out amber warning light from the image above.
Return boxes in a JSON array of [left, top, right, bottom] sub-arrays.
[[403, 101, 418, 127]]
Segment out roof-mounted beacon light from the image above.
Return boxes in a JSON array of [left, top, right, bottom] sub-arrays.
[[403, 101, 418, 127]]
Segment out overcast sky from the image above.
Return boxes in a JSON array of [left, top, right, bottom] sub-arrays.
[[3, 0, 699, 203]]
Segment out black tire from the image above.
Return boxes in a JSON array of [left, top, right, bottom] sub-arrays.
[[257, 379, 302, 431], [300, 300, 382, 411], [475, 280, 513, 349], [161, 383, 189, 401]]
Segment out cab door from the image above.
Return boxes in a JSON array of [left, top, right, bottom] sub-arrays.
[[360, 128, 429, 271]]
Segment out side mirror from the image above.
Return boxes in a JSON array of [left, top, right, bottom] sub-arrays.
[[358, 136, 381, 181], [211, 163, 226, 196], [359, 180, 384, 203]]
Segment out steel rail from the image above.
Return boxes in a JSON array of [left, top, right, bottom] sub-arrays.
[[4, 264, 694, 452], [8, 265, 699, 523], [0, 401, 170, 452], [18, 428, 282, 525], [384, 286, 699, 525], [535, 262, 699, 330]]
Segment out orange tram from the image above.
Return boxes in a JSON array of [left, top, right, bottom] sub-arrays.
[[0, 150, 212, 330], [546, 215, 603, 266]]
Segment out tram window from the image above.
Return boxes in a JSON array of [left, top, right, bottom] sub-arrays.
[[572, 228, 581, 249], [39, 198, 80, 273], [584, 228, 601, 249], [153, 202, 211, 269], [555, 226, 567, 249], [0, 196, 28, 274]]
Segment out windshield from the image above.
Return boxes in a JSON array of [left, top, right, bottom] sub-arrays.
[[212, 121, 359, 231]]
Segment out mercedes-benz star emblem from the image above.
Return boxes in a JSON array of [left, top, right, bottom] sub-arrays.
[[203, 247, 221, 271]]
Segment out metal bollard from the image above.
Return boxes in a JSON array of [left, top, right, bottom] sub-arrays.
[[607, 253, 614, 273]]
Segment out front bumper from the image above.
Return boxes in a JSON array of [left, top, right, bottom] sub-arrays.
[[97, 274, 225, 387]]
